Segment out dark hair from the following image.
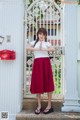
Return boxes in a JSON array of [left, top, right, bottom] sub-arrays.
[[33, 28, 47, 47]]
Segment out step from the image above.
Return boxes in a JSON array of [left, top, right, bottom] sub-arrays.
[[23, 98, 63, 112], [16, 110, 80, 120]]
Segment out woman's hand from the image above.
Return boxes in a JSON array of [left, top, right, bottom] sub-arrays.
[[39, 41, 42, 50]]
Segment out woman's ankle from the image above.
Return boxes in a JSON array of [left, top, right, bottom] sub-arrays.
[[37, 105, 41, 109], [46, 105, 51, 109]]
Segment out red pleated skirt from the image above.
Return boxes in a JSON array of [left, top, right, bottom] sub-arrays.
[[30, 57, 55, 94]]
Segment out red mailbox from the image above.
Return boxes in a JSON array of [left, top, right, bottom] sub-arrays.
[[0, 50, 16, 60]]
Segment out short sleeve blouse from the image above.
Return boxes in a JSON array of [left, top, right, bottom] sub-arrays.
[[29, 41, 52, 58]]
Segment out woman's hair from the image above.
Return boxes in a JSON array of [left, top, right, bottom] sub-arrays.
[[33, 28, 47, 47]]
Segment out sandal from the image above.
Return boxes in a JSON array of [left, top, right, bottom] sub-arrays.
[[35, 108, 42, 114], [43, 107, 54, 114]]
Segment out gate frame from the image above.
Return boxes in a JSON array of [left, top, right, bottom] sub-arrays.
[[23, 0, 64, 99]]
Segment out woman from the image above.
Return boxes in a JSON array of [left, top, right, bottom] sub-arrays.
[[27, 28, 55, 114]]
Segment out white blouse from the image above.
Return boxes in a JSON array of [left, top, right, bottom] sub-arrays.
[[30, 41, 52, 58]]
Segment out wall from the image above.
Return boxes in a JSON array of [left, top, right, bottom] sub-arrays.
[[77, 5, 80, 98], [0, 0, 24, 120]]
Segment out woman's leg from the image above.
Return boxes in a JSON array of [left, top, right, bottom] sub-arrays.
[[43, 92, 53, 112], [37, 94, 41, 109], [47, 92, 52, 108], [35, 94, 41, 114]]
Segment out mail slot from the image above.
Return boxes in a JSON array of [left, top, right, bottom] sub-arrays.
[[0, 50, 16, 60]]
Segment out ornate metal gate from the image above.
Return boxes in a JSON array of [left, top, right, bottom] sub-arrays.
[[24, 0, 64, 99]]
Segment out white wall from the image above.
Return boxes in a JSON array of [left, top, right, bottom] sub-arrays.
[[62, 3, 80, 112], [0, 0, 24, 120], [77, 5, 80, 98]]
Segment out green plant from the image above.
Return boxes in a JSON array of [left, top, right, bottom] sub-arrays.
[[78, 0, 80, 4], [52, 59, 62, 94]]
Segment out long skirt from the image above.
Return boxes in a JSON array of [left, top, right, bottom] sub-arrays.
[[30, 57, 55, 94]]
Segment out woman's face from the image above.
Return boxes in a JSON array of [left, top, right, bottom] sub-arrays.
[[38, 33, 46, 41]]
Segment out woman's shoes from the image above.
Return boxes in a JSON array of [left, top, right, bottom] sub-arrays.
[[43, 107, 54, 114], [35, 108, 42, 114], [35, 107, 54, 114]]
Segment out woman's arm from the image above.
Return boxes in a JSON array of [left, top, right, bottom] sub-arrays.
[[41, 47, 54, 52], [26, 42, 54, 52], [46, 47, 54, 52], [26, 45, 40, 51], [27, 45, 54, 52]]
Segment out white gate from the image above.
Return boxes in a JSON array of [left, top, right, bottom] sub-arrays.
[[24, 0, 64, 99]]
